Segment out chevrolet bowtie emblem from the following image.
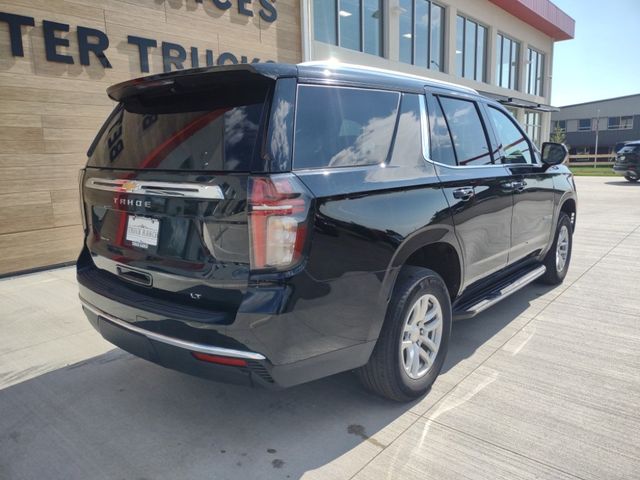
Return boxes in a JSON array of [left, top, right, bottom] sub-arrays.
[[120, 181, 138, 192]]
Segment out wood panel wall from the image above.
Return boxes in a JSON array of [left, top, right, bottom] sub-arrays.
[[0, 0, 301, 275]]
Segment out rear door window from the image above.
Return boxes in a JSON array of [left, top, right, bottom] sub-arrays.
[[88, 98, 266, 171], [429, 97, 457, 166], [437, 96, 492, 166], [293, 85, 400, 169]]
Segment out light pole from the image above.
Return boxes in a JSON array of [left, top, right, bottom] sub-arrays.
[[594, 109, 600, 168]]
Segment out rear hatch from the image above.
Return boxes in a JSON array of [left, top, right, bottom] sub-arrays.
[[79, 68, 279, 318]]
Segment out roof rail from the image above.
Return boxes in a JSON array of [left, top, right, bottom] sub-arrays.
[[299, 60, 478, 94]]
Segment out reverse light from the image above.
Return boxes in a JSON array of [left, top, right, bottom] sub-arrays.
[[248, 174, 312, 271]]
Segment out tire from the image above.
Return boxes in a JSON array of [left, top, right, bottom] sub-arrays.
[[624, 174, 639, 183], [539, 212, 573, 285], [357, 267, 452, 402]]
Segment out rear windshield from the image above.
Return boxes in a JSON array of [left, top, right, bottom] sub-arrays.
[[88, 94, 266, 171]]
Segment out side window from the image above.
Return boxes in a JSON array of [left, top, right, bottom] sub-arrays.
[[293, 86, 400, 169], [389, 93, 423, 167], [487, 106, 533, 164], [438, 96, 492, 166], [429, 97, 457, 166]]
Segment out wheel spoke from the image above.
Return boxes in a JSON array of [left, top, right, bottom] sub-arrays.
[[418, 296, 429, 322], [420, 335, 439, 353], [408, 303, 420, 326], [423, 314, 442, 334], [411, 344, 421, 376], [418, 347, 432, 368]]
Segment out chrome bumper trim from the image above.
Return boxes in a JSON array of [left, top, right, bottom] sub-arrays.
[[80, 299, 266, 361]]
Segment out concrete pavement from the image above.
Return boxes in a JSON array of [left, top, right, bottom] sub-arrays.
[[1, 176, 639, 479]]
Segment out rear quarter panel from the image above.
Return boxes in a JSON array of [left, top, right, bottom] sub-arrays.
[[292, 161, 455, 344]]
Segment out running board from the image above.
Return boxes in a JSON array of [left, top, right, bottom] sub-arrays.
[[453, 265, 546, 320]]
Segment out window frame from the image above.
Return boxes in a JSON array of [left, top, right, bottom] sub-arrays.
[[577, 118, 592, 131], [314, 0, 385, 57], [291, 83, 402, 171], [526, 47, 545, 96], [496, 33, 521, 91], [456, 13, 488, 83], [607, 115, 634, 130], [399, 0, 446, 71]]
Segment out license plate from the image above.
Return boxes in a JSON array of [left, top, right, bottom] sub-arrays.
[[126, 216, 159, 249]]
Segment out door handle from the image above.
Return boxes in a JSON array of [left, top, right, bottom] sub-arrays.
[[453, 186, 474, 201], [512, 180, 527, 192]]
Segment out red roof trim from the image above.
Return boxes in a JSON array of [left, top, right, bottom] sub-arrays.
[[489, 0, 575, 41]]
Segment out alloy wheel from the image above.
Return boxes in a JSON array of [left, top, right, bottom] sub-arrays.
[[400, 294, 443, 380]]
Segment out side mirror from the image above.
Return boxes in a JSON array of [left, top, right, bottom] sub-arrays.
[[541, 142, 568, 167]]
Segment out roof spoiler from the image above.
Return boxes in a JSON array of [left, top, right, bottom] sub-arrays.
[[106, 63, 296, 102]]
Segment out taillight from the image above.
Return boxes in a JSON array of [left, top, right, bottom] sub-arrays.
[[248, 174, 312, 271], [78, 168, 87, 232]]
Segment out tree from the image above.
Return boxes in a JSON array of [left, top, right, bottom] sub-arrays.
[[550, 126, 567, 146]]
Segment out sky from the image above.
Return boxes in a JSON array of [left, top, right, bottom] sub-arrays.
[[550, 0, 640, 106]]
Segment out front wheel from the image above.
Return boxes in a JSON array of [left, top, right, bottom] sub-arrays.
[[539, 212, 573, 285], [357, 267, 452, 402]]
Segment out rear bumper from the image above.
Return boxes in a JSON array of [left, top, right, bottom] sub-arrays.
[[81, 299, 274, 387], [613, 165, 638, 178], [77, 254, 381, 388], [81, 297, 375, 388]]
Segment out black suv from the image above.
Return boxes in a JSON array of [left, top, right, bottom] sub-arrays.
[[77, 63, 577, 401], [613, 141, 640, 182]]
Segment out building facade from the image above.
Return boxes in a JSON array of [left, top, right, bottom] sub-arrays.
[[0, 0, 573, 275], [551, 94, 640, 158]]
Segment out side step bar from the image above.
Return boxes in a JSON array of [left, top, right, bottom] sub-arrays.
[[453, 265, 546, 320]]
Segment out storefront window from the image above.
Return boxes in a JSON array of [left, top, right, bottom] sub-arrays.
[[496, 34, 520, 90], [525, 111, 541, 148], [526, 48, 544, 96], [313, 0, 338, 45], [313, 0, 383, 57], [399, 1, 444, 71], [455, 15, 487, 82]]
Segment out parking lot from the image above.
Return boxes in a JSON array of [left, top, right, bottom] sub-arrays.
[[1, 176, 638, 480]]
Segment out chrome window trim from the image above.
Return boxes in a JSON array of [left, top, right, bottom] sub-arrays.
[[80, 299, 266, 361], [85, 178, 224, 200], [419, 94, 431, 161]]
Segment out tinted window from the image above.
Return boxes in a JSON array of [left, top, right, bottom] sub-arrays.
[[293, 86, 399, 169], [438, 96, 491, 166], [389, 94, 423, 167], [488, 107, 533, 164], [88, 103, 264, 171], [619, 145, 640, 154], [429, 98, 457, 166]]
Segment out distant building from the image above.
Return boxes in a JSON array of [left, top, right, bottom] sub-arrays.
[[551, 94, 640, 157]]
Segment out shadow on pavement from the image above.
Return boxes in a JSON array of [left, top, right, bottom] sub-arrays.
[[0, 284, 554, 480], [605, 180, 639, 186]]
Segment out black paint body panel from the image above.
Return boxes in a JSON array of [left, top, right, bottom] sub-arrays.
[[77, 63, 577, 388]]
